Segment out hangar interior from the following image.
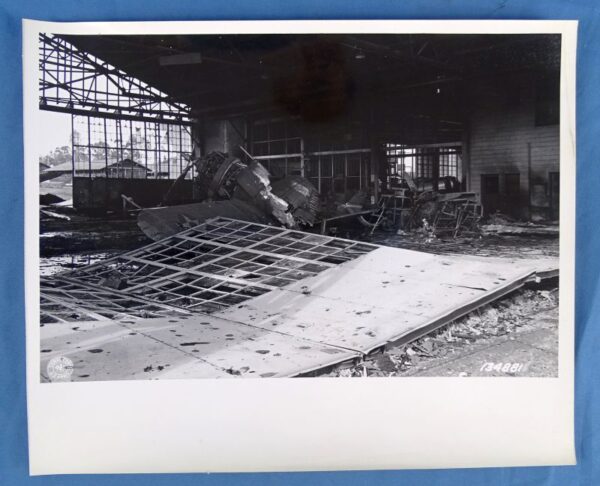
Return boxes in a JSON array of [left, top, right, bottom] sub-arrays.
[[37, 32, 561, 380], [39, 32, 560, 220]]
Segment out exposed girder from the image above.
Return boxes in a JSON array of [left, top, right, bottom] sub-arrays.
[[39, 33, 193, 124]]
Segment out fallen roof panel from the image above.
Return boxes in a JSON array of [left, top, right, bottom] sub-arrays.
[[39, 217, 558, 381], [40, 313, 360, 381], [215, 247, 557, 355], [51, 218, 376, 316]]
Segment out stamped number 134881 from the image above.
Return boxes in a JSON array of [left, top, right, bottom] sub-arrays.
[[480, 362, 525, 373]]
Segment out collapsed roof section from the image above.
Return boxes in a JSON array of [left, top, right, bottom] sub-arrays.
[[41, 218, 377, 321], [40, 218, 558, 381]]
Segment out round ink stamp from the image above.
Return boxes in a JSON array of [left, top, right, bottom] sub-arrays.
[[46, 356, 74, 382]]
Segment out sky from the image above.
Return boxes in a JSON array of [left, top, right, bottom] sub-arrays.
[[35, 110, 72, 160]]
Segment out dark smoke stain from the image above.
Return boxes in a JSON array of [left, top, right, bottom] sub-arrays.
[[272, 39, 354, 123]]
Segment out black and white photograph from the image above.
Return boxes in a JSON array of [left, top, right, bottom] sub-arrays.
[[23, 19, 577, 474], [36, 29, 562, 382]]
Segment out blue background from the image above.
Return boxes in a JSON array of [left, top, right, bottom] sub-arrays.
[[1, 0, 598, 484]]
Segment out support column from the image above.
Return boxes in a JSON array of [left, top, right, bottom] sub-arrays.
[[370, 144, 380, 203], [461, 119, 470, 191]]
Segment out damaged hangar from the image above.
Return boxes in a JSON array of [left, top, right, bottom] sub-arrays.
[[38, 32, 561, 380]]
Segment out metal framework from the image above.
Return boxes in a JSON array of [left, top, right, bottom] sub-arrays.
[[39, 33, 195, 181], [39, 33, 192, 123], [40, 278, 192, 323], [386, 143, 462, 181], [40, 218, 377, 323], [251, 118, 303, 178], [72, 115, 193, 180], [251, 117, 370, 195]]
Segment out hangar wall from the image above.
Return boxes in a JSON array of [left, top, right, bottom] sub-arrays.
[[467, 72, 560, 220], [197, 71, 560, 222], [73, 177, 195, 211]]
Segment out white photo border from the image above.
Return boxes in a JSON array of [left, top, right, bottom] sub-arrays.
[[24, 19, 576, 474]]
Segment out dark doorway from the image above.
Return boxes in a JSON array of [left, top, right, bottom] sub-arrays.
[[481, 174, 500, 216], [481, 173, 524, 218]]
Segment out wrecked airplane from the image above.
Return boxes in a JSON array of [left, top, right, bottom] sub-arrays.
[[138, 150, 483, 242], [138, 151, 320, 241]]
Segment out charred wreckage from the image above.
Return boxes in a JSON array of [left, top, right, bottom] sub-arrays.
[[39, 149, 559, 381], [136, 149, 482, 242]]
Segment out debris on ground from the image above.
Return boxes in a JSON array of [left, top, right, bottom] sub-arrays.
[[322, 287, 558, 378], [40, 217, 149, 257], [40, 208, 71, 221], [348, 177, 482, 238], [371, 231, 559, 259], [480, 222, 559, 236]]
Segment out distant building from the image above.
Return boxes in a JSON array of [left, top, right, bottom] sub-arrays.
[[41, 158, 153, 180]]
